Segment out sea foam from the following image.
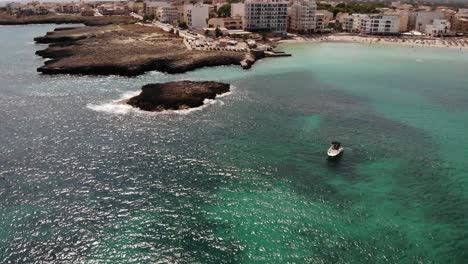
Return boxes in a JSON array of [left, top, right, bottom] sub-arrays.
[[87, 85, 234, 115]]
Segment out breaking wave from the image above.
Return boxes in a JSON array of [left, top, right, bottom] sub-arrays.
[[86, 86, 235, 115]]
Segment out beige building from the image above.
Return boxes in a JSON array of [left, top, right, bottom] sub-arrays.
[[145, 1, 169, 16], [289, 0, 317, 34], [157, 6, 179, 24], [452, 13, 468, 33], [61, 3, 81, 14], [315, 13, 325, 31], [208, 17, 243, 30], [316, 10, 333, 29], [231, 3, 245, 18], [316, 9, 333, 20], [127, 1, 145, 15], [383, 10, 409, 32], [336, 12, 349, 24]]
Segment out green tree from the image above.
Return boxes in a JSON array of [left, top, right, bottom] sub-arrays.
[[178, 22, 188, 29], [318, 2, 389, 16], [215, 26, 222, 37], [144, 14, 155, 22], [217, 4, 231, 17]]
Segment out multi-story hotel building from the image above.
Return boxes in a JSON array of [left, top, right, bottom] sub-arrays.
[[361, 15, 400, 34], [289, 0, 317, 33], [243, 0, 288, 33], [343, 14, 369, 32]]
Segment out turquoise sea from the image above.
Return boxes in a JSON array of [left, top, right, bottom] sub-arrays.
[[1, 25, 468, 263]]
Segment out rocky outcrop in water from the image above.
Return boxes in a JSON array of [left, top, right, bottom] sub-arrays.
[[34, 24, 253, 76], [127, 81, 230, 111]]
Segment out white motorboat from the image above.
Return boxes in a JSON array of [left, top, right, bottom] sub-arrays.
[[327, 141, 344, 159]]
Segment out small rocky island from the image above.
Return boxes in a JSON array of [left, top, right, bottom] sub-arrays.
[[127, 81, 230, 111]]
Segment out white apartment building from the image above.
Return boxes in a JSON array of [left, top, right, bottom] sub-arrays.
[[289, 0, 317, 33], [183, 4, 210, 29], [425, 19, 450, 36], [362, 15, 400, 34], [343, 14, 368, 32], [243, 0, 288, 33]]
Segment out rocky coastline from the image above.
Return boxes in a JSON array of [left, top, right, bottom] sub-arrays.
[[34, 24, 260, 76], [126, 81, 230, 111]]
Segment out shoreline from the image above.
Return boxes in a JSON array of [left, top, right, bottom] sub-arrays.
[[279, 34, 468, 50]]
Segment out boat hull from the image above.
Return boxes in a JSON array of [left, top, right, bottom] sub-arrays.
[[327, 147, 344, 160]]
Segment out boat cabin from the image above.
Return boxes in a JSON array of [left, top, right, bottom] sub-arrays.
[[331, 141, 341, 150]]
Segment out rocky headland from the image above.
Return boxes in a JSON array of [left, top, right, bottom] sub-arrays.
[[127, 81, 230, 111], [0, 12, 135, 26], [34, 24, 260, 76]]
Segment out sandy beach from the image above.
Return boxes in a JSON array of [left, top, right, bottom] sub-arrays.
[[280, 33, 468, 50]]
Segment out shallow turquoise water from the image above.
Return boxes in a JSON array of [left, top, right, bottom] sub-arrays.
[[1, 25, 468, 263]]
